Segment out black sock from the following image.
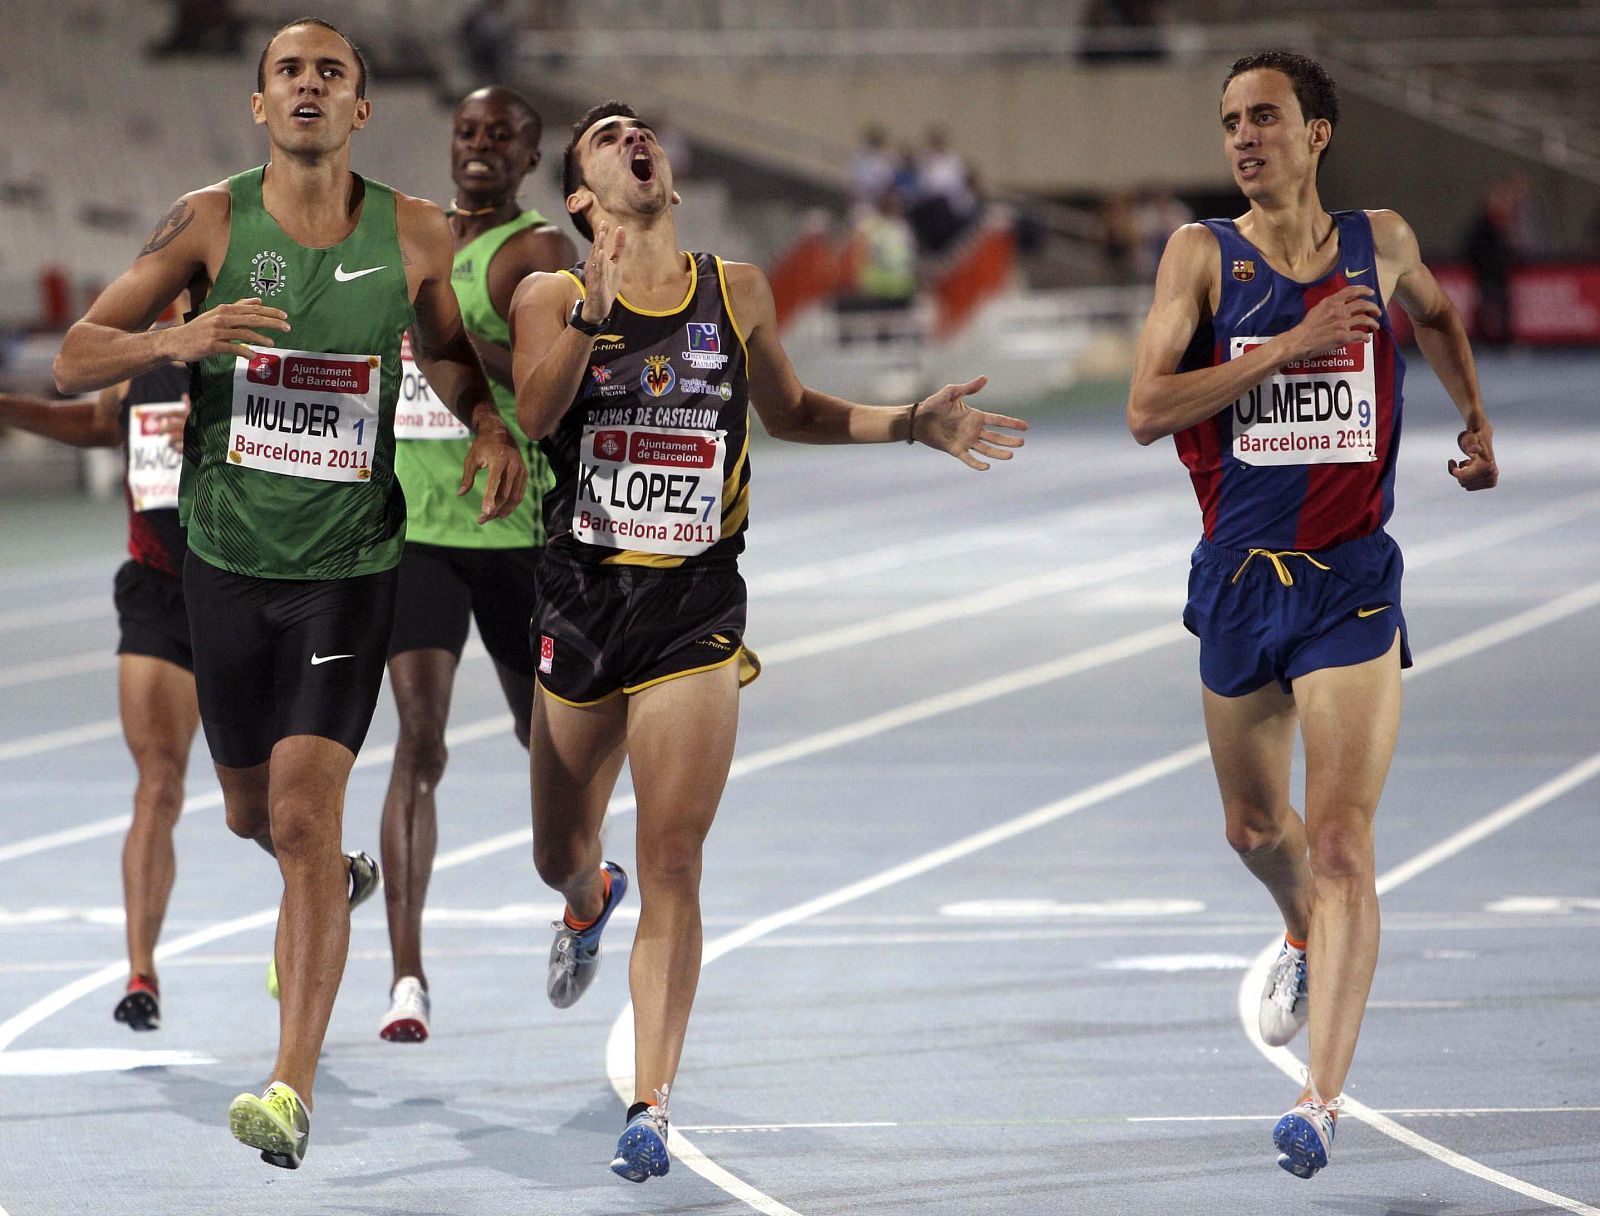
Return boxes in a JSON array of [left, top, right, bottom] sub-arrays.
[[626, 1101, 651, 1123]]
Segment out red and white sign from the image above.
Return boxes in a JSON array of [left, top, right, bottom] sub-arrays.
[[1389, 262, 1600, 346], [574, 423, 726, 556], [1230, 335, 1378, 466], [229, 345, 380, 482]]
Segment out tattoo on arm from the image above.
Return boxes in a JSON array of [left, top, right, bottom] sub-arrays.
[[139, 201, 194, 258]]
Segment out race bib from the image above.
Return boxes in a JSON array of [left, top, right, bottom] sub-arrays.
[[394, 334, 470, 441], [1230, 337, 1377, 466], [127, 401, 185, 512], [574, 424, 725, 556], [229, 346, 380, 482]]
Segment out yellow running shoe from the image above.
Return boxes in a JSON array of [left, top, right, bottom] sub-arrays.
[[266, 955, 279, 1001], [229, 1081, 310, 1169]]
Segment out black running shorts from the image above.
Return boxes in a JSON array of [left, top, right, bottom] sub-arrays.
[[113, 558, 193, 672], [184, 551, 398, 768], [534, 556, 759, 706], [387, 542, 542, 675]]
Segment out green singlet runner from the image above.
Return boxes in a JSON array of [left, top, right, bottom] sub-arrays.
[[395, 211, 555, 548], [181, 166, 414, 580]]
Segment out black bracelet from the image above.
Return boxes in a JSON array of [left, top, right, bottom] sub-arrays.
[[906, 400, 919, 445]]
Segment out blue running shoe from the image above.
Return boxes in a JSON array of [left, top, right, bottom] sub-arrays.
[[547, 862, 628, 1009], [610, 1087, 670, 1183], [1273, 1089, 1341, 1178]]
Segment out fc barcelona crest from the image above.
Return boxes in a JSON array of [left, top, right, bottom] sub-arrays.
[[641, 354, 676, 398], [1231, 258, 1256, 282]]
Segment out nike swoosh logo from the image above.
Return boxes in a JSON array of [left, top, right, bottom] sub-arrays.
[[1356, 606, 1390, 618], [1344, 267, 1370, 279], [333, 264, 386, 282], [310, 652, 355, 665]]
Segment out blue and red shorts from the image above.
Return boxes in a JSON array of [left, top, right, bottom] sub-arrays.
[[1183, 529, 1412, 698]]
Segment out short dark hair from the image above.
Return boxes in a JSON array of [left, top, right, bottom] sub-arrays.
[[460, 86, 543, 145], [257, 17, 369, 100], [561, 100, 642, 242], [1224, 51, 1338, 168]]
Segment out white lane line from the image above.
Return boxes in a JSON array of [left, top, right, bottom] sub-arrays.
[[0, 627, 1192, 1216], [1237, 748, 1600, 1216], [683, 1107, 1600, 1131], [0, 597, 107, 634], [0, 718, 122, 764], [0, 651, 116, 690], [0, 549, 1191, 857], [600, 579, 1600, 1216]]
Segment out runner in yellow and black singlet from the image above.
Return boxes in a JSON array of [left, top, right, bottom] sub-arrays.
[[509, 101, 1028, 1183]]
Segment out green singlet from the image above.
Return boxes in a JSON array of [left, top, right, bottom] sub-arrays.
[[181, 166, 413, 580], [394, 211, 555, 549]]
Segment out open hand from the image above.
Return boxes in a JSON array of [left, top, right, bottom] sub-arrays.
[[913, 376, 1028, 470]]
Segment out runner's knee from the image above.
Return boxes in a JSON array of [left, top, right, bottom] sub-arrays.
[[267, 794, 340, 861], [1223, 801, 1290, 856], [1306, 816, 1374, 884], [635, 823, 706, 887], [533, 830, 592, 890], [394, 719, 449, 788]]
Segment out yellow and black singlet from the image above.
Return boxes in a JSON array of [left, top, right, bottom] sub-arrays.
[[542, 252, 751, 569]]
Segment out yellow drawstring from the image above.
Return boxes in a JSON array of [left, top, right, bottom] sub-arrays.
[[1229, 548, 1332, 587]]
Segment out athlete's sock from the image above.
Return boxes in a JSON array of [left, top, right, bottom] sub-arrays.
[[626, 1100, 654, 1123], [129, 973, 159, 995], [563, 866, 613, 932], [1285, 933, 1307, 952]]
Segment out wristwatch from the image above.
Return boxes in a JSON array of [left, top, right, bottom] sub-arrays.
[[568, 299, 610, 336]]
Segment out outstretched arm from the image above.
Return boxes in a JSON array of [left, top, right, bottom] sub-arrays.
[[401, 194, 527, 522], [0, 386, 124, 449], [1127, 223, 1381, 445], [54, 190, 290, 394], [1374, 209, 1497, 490], [727, 262, 1027, 469]]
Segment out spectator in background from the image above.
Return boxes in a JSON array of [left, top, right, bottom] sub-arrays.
[[1134, 187, 1194, 279], [849, 127, 896, 213], [850, 188, 918, 310], [149, 0, 242, 57], [1099, 191, 1140, 281], [910, 128, 978, 255], [1462, 177, 1520, 347], [461, 0, 516, 84]]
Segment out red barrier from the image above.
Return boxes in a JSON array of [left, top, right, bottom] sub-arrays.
[[1390, 262, 1600, 346]]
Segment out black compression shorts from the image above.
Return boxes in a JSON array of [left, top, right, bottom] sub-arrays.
[[388, 542, 541, 675], [184, 551, 397, 768], [114, 558, 193, 672], [534, 556, 760, 706]]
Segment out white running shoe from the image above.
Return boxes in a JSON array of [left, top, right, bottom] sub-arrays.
[[1273, 1076, 1342, 1178], [1259, 938, 1309, 1046], [380, 976, 430, 1043]]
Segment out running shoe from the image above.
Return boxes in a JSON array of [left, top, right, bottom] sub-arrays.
[[268, 851, 381, 1001], [1273, 1081, 1341, 1178], [229, 1081, 310, 1169], [547, 861, 628, 1009], [1259, 938, 1309, 1047], [113, 974, 160, 1032], [379, 976, 430, 1043], [610, 1087, 671, 1183]]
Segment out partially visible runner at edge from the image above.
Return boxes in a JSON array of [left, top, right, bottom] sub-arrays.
[[377, 85, 576, 1044], [0, 306, 194, 1035], [510, 100, 1029, 1184], [51, 18, 526, 1171], [1126, 50, 1498, 1181]]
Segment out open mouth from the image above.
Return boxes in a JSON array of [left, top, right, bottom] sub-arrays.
[[461, 158, 494, 175], [292, 105, 323, 122], [630, 149, 655, 183], [1238, 157, 1265, 176]]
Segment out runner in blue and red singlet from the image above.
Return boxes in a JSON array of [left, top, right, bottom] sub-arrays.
[[1127, 51, 1498, 1180]]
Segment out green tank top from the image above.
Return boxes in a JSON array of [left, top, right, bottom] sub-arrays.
[[394, 210, 555, 549], [180, 166, 413, 579]]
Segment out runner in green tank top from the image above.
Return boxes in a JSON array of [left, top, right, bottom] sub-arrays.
[[378, 87, 576, 1045], [53, 19, 527, 1171]]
